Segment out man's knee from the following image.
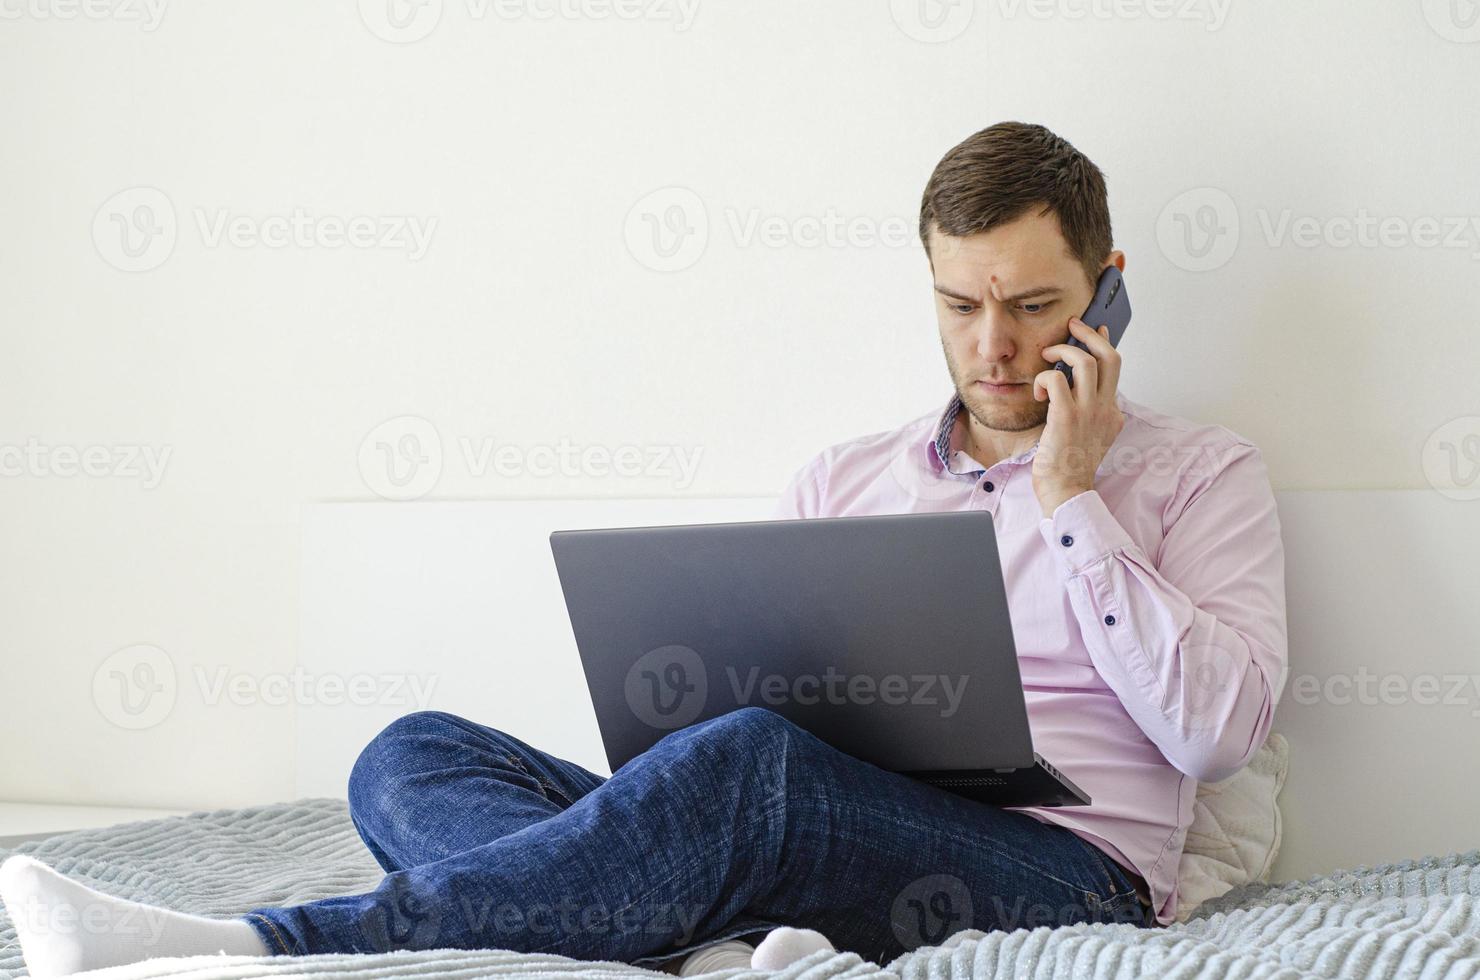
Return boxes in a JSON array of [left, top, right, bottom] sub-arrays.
[[347, 710, 473, 820], [674, 706, 798, 761]]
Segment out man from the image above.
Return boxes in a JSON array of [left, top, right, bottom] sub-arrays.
[[0, 122, 1287, 977]]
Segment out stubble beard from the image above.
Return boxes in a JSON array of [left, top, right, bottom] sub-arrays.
[[943, 343, 1048, 434]]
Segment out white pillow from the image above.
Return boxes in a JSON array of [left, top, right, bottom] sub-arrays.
[[1173, 732, 1289, 922]]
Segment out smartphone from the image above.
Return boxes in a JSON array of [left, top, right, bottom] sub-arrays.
[[1054, 266, 1131, 388]]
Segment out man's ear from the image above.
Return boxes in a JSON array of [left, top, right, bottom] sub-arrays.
[[1105, 250, 1126, 273]]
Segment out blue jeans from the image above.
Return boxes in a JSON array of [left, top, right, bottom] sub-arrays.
[[245, 708, 1153, 965]]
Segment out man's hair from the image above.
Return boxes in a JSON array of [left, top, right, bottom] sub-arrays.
[[918, 121, 1112, 286]]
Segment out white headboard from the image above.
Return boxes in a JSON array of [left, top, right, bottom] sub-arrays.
[[298, 491, 1480, 884]]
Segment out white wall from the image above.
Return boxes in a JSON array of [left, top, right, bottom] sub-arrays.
[[2, 0, 1477, 809]]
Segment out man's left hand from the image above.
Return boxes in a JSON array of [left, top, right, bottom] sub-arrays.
[[1032, 317, 1126, 518]]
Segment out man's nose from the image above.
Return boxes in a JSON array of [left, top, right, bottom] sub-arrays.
[[975, 307, 1018, 362]]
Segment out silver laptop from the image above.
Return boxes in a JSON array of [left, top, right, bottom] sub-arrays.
[[549, 511, 1089, 807]]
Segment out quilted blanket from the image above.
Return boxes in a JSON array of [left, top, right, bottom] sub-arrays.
[[2, 799, 1477, 978]]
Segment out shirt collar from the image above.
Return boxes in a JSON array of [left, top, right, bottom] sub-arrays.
[[928, 394, 1029, 474], [928, 395, 965, 471]]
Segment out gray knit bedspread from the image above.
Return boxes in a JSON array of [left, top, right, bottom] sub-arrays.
[[1, 798, 1477, 979]]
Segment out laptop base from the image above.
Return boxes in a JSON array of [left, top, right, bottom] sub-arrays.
[[908, 755, 1091, 807]]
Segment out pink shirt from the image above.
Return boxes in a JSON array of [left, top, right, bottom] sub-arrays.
[[772, 391, 1288, 926]]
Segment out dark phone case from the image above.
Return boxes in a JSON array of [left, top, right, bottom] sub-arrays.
[[1055, 267, 1131, 387]]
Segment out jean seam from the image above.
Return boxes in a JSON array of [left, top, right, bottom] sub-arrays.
[[246, 912, 293, 955], [630, 921, 780, 967], [985, 841, 1099, 900]]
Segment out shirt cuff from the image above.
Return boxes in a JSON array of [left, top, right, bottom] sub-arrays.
[[1038, 489, 1136, 575]]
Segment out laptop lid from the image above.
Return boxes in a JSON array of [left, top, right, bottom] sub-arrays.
[[550, 511, 1036, 775]]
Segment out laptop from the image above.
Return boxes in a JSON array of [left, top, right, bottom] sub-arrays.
[[549, 510, 1090, 807]]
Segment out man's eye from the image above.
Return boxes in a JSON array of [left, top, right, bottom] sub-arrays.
[[952, 304, 976, 315], [1018, 303, 1048, 315]]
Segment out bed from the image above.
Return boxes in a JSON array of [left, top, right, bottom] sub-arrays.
[[1, 797, 1478, 978]]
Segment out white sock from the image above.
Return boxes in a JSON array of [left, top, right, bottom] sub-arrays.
[[0, 855, 268, 979], [750, 927, 834, 971], [678, 938, 754, 975]]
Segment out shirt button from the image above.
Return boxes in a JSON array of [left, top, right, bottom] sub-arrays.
[[1104, 614, 1117, 626], [1060, 534, 1074, 547], [983, 480, 994, 492]]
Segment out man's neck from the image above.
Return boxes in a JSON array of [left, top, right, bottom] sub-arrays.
[[960, 412, 1043, 470]]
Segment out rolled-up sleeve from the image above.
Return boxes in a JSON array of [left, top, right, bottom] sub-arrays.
[[1036, 441, 1288, 783]]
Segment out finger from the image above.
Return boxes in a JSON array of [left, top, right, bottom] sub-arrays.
[[1069, 318, 1122, 399], [1042, 339, 1097, 404], [1034, 366, 1073, 407]]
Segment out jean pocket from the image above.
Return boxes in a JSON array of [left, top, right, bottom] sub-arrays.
[[1070, 840, 1152, 927], [1067, 835, 1128, 899]]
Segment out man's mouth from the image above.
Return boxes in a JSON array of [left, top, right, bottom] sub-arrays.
[[975, 379, 1026, 394]]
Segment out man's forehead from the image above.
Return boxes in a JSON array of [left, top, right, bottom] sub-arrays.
[[933, 243, 1064, 296], [929, 226, 1077, 297], [930, 221, 1070, 261]]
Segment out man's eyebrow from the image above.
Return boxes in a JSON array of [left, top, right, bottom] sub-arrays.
[[933, 284, 980, 303], [933, 284, 1061, 304]]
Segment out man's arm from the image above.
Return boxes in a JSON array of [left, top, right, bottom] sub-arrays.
[[772, 454, 827, 520], [1037, 440, 1288, 783]]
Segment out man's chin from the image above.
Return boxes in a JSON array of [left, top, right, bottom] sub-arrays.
[[961, 393, 1047, 433]]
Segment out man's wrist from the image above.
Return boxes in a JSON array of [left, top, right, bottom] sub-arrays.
[[1038, 483, 1093, 519]]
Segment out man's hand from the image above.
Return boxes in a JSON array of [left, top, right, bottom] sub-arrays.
[[1032, 317, 1126, 518]]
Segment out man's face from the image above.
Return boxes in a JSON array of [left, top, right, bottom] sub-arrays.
[[929, 208, 1112, 434]]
